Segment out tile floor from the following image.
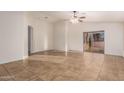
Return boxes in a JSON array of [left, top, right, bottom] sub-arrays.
[[0, 50, 124, 81]]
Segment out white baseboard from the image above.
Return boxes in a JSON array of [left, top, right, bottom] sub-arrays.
[[0, 57, 23, 64], [0, 55, 29, 65]]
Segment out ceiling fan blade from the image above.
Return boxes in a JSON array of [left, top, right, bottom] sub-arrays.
[[78, 19, 83, 22], [79, 16, 86, 19]]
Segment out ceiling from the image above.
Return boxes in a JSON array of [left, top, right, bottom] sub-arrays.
[[28, 11, 124, 23]]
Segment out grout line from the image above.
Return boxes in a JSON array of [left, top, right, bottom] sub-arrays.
[[2, 65, 15, 81], [96, 60, 104, 80]]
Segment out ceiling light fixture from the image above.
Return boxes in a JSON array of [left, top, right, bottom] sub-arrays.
[[70, 11, 86, 24], [70, 11, 79, 24]]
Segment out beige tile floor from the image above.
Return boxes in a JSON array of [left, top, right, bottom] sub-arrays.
[[0, 50, 124, 81]]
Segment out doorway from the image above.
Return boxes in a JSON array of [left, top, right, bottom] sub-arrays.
[[28, 25, 33, 56], [83, 31, 104, 54]]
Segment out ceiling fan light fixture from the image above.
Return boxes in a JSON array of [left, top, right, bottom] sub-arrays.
[[70, 17, 79, 24], [70, 11, 86, 24]]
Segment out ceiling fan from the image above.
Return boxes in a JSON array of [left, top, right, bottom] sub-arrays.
[[70, 11, 86, 23]]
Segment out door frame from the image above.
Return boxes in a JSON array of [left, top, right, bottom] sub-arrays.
[[83, 30, 105, 54]]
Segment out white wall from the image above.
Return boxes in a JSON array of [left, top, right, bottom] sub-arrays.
[[53, 21, 67, 51], [0, 12, 54, 64], [0, 12, 27, 64], [23, 13, 28, 59], [27, 15, 53, 53], [123, 26, 124, 57], [54, 22, 124, 56]]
